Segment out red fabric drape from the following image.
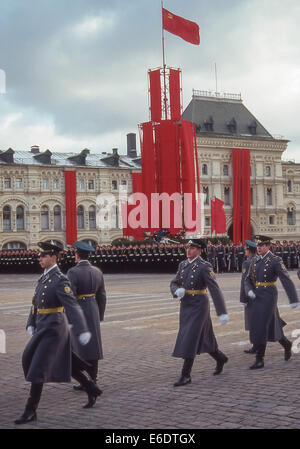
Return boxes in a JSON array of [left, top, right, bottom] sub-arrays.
[[181, 120, 199, 232], [64, 171, 77, 245], [169, 69, 181, 121], [149, 69, 161, 122], [232, 149, 242, 244], [154, 120, 181, 233], [214, 197, 227, 234], [241, 149, 251, 242], [141, 121, 157, 233]]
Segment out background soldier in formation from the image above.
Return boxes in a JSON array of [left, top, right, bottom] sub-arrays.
[[170, 240, 229, 387], [67, 241, 106, 392], [3, 238, 300, 274]]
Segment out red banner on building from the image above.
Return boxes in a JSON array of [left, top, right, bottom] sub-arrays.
[[64, 170, 77, 245], [169, 68, 181, 121], [149, 69, 162, 122]]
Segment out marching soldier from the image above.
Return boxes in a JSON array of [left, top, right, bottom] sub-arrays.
[[67, 241, 106, 391], [170, 240, 229, 387], [206, 240, 215, 270], [15, 242, 102, 425], [245, 235, 299, 370], [274, 240, 283, 259]]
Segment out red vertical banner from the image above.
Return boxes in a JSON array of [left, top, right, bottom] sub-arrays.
[[149, 69, 162, 122], [169, 68, 181, 121], [154, 121, 181, 233], [241, 149, 251, 242], [181, 120, 198, 232], [64, 170, 77, 245], [232, 149, 242, 244], [214, 197, 227, 234], [140, 122, 157, 233]]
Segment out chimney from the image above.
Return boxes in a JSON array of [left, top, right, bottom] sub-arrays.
[[127, 133, 137, 158], [30, 145, 40, 154]]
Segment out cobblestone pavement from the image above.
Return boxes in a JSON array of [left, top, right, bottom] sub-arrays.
[[1, 271, 300, 429]]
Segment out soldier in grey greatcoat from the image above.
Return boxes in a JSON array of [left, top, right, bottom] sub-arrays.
[[170, 240, 229, 387], [245, 235, 299, 370], [15, 242, 102, 425], [67, 241, 106, 391]]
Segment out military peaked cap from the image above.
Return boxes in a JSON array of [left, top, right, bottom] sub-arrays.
[[255, 235, 272, 246], [245, 240, 257, 250], [74, 241, 95, 253], [38, 241, 63, 256], [186, 239, 206, 250]]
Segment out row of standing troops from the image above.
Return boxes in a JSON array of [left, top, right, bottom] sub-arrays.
[[206, 240, 300, 273], [0, 244, 188, 274]]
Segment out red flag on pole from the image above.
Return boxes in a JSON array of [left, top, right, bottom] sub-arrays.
[[162, 8, 200, 45], [211, 199, 215, 233]]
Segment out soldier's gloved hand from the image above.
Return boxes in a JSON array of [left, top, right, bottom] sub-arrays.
[[78, 332, 91, 345], [175, 288, 185, 299], [219, 314, 229, 325], [248, 290, 256, 300], [290, 303, 299, 309], [27, 326, 35, 336]]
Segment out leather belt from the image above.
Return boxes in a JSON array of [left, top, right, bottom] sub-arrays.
[[77, 293, 96, 300], [185, 289, 207, 295], [37, 306, 64, 314], [255, 282, 277, 287]]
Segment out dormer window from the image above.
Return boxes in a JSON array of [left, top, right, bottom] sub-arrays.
[[227, 118, 237, 133], [248, 120, 257, 135], [204, 116, 214, 132]]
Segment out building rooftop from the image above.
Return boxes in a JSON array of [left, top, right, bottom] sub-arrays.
[[182, 90, 274, 140]]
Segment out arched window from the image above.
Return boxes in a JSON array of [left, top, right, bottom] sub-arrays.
[[3, 205, 11, 231], [202, 164, 208, 176], [251, 187, 254, 206], [89, 206, 96, 230], [110, 205, 119, 229], [77, 205, 85, 229], [224, 187, 230, 205], [223, 165, 229, 176], [41, 206, 49, 230], [287, 207, 295, 225], [16, 205, 25, 231], [203, 186, 209, 205], [266, 166, 271, 177], [54, 205, 62, 231], [267, 188, 272, 206], [287, 180, 292, 193]]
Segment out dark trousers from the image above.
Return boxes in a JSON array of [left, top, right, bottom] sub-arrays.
[[254, 336, 291, 360]]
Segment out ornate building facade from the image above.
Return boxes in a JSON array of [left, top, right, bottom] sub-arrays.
[[1, 93, 299, 249], [183, 91, 300, 240], [0, 135, 141, 249]]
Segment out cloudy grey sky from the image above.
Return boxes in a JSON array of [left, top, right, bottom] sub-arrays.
[[0, 0, 300, 160]]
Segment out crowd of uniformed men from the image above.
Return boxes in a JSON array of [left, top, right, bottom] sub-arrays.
[[1, 239, 300, 274]]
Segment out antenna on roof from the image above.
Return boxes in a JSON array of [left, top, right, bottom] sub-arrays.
[[214, 62, 218, 94]]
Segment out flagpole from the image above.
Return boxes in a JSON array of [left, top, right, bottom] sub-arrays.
[[161, 0, 168, 119]]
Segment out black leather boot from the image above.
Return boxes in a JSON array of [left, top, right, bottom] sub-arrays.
[[279, 337, 292, 361], [249, 345, 265, 369], [14, 383, 43, 425], [210, 350, 228, 375], [83, 380, 103, 408], [174, 358, 194, 387]]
